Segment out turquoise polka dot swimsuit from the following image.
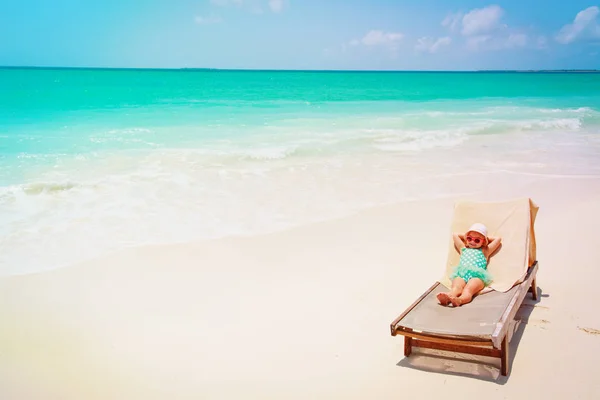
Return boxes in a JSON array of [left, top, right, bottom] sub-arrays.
[[450, 247, 493, 286]]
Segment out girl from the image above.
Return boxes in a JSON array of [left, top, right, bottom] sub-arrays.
[[437, 223, 502, 307]]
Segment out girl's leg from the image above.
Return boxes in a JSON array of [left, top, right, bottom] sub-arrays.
[[437, 278, 466, 306], [451, 278, 484, 307], [450, 278, 466, 297]]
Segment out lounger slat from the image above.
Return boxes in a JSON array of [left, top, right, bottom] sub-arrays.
[[412, 339, 502, 358], [394, 329, 492, 346]]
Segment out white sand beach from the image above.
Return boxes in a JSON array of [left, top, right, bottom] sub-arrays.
[[1, 174, 600, 399]]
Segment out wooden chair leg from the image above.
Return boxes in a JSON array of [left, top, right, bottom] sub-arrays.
[[500, 335, 509, 376], [531, 278, 538, 301], [404, 329, 413, 356]]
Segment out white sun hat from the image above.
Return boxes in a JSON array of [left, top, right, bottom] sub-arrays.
[[466, 222, 489, 245]]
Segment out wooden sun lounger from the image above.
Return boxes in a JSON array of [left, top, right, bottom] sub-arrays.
[[390, 261, 539, 376]]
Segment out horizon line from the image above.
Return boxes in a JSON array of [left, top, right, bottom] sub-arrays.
[[1, 65, 599, 73]]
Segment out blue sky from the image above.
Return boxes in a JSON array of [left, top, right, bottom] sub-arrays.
[[2, 1, 600, 70]]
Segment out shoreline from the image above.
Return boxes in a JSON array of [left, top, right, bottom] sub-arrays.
[[4, 169, 600, 278]]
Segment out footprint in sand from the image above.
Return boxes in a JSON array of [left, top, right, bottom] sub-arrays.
[[526, 319, 550, 330], [578, 327, 600, 336]]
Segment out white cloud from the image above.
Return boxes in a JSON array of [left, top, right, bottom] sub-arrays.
[[556, 6, 600, 44], [269, 0, 285, 13], [442, 5, 538, 52], [194, 14, 223, 24], [415, 36, 452, 53], [351, 30, 404, 47], [442, 12, 463, 33], [461, 5, 504, 36]]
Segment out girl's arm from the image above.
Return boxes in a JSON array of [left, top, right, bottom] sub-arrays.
[[486, 236, 502, 257], [453, 233, 466, 252]]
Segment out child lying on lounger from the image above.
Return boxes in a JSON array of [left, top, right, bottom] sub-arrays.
[[437, 223, 502, 307]]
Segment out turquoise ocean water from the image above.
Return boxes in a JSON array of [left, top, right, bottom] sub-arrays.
[[2, 68, 600, 275]]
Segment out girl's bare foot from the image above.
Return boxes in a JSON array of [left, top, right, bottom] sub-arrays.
[[450, 296, 463, 307], [437, 292, 453, 306]]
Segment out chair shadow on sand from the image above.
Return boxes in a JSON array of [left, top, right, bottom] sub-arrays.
[[395, 286, 549, 384]]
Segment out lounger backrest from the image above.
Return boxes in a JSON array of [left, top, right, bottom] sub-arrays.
[[440, 198, 539, 293]]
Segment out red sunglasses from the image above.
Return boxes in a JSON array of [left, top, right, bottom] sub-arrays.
[[466, 236, 482, 244]]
